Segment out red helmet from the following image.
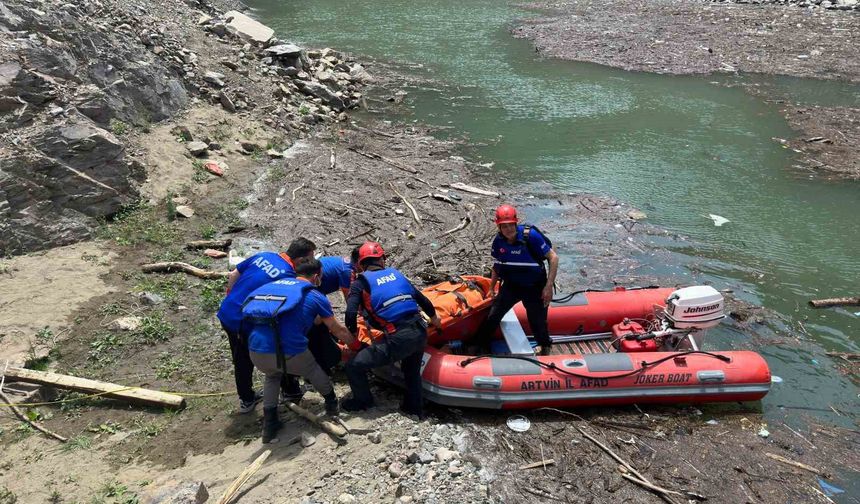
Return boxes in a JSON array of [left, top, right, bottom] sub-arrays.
[[494, 204, 518, 225], [357, 241, 385, 264]]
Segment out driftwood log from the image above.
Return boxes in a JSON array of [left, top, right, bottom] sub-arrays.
[[285, 402, 348, 441], [215, 450, 271, 504], [3, 367, 186, 409], [765, 452, 826, 476], [808, 296, 860, 308], [390, 182, 422, 226], [185, 239, 232, 250], [449, 182, 500, 197], [141, 262, 229, 280]]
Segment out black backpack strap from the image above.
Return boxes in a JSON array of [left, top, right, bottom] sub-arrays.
[[522, 225, 546, 265]]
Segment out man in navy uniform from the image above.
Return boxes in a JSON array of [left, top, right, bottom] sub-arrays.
[[342, 241, 442, 417], [216, 237, 316, 413], [242, 258, 357, 443], [473, 205, 559, 356]]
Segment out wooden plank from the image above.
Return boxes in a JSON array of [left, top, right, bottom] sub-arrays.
[[3, 367, 186, 409]]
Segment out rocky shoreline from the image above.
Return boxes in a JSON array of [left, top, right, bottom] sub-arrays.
[[513, 0, 860, 179], [0, 0, 371, 256]]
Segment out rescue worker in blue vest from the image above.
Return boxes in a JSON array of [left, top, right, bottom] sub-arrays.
[[473, 205, 559, 356], [305, 247, 361, 376], [317, 247, 359, 300], [342, 241, 442, 416], [242, 258, 357, 443], [216, 237, 316, 414]]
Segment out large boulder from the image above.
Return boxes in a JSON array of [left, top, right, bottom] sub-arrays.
[[0, 115, 143, 255], [295, 79, 345, 111], [223, 10, 274, 44]]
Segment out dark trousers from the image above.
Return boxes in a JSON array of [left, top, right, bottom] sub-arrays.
[[283, 324, 343, 394], [222, 323, 255, 403], [345, 318, 427, 412], [473, 281, 551, 349]]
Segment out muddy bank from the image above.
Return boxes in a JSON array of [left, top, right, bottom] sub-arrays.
[[512, 0, 860, 180]]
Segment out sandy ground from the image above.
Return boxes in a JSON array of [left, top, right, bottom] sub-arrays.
[[512, 0, 860, 180], [0, 242, 116, 365]]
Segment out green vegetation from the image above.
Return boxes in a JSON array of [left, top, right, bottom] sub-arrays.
[[149, 247, 184, 263], [133, 416, 165, 438], [134, 313, 173, 344], [109, 119, 128, 136], [154, 352, 185, 380], [133, 275, 187, 305], [191, 159, 211, 184], [199, 277, 227, 312], [98, 203, 178, 247], [88, 332, 123, 367], [199, 224, 218, 240], [24, 327, 59, 370], [0, 486, 17, 504], [298, 104, 310, 116], [165, 193, 177, 222], [61, 435, 93, 452], [91, 480, 138, 504]]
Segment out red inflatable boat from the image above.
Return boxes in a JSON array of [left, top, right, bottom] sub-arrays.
[[356, 276, 771, 410]]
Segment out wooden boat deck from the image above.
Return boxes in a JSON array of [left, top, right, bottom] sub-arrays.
[[549, 337, 615, 355]]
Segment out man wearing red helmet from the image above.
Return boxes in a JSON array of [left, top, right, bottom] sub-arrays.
[[473, 204, 559, 355], [342, 241, 442, 416]]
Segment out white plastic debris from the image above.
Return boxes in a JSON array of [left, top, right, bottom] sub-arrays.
[[506, 415, 531, 433], [708, 214, 730, 227], [706, 419, 719, 425], [757, 427, 770, 438], [771, 375, 783, 384]]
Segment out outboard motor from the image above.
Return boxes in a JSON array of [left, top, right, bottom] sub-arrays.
[[613, 286, 726, 353], [661, 286, 725, 350]]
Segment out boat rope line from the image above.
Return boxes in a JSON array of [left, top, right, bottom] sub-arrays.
[[457, 350, 732, 381], [551, 285, 661, 304]]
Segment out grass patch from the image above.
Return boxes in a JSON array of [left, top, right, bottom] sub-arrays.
[[133, 275, 188, 305], [24, 327, 59, 370], [109, 119, 128, 136], [149, 247, 184, 263], [98, 302, 124, 316], [133, 313, 173, 344], [198, 277, 227, 313], [199, 224, 217, 240], [92, 480, 138, 504], [88, 332, 123, 367], [62, 434, 92, 452], [154, 352, 185, 380], [98, 203, 178, 247], [268, 164, 288, 182], [191, 159, 209, 184]]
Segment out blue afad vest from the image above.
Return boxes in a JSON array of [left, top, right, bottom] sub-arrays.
[[241, 279, 313, 359], [217, 252, 295, 332], [492, 225, 549, 286], [362, 268, 420, 329]]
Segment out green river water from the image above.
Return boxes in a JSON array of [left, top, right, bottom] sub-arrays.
[[248, 0, 860, 424]]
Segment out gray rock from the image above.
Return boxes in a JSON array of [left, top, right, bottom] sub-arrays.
[[223, 10, 274, 44], [175, 205, 194, 219], [349, 64, 374, 83], [203, 71, 226, 88], [295, 80, 345, 111], [301, 432, 316, 447], [265, 44, 303, 57], [219, 92, 237, 113], [110, 316, 142, 331], [388, 462, 403, 478], [142, 480, 208, 504], [140, 292, 164, 306], [186, 141, 209, 156], [0, 116, 144, 255], [368, 431, 382, 444]]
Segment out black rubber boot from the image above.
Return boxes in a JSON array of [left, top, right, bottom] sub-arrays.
[[341, 396, 374, 412], [261, 406, 283, 444], [323, 391, 339, 416]]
